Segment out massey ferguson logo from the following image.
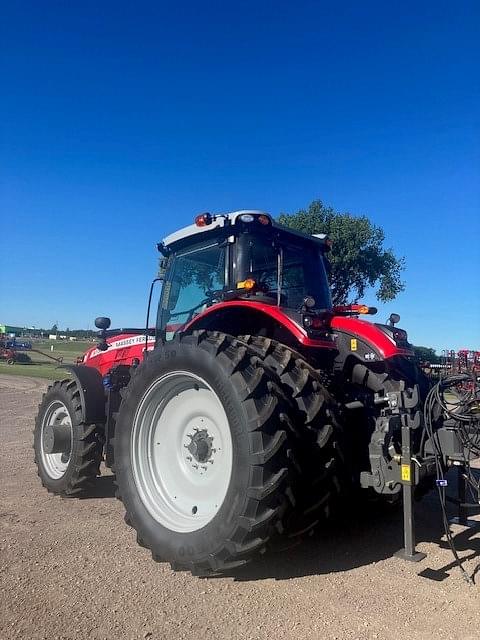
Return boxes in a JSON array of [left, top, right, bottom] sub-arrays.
[[87, 334, 155, 359]]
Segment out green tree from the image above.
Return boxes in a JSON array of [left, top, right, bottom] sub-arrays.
[[278, 200, 405, 305], [413, 345, 440, 364], [50, 323, 58, 334]]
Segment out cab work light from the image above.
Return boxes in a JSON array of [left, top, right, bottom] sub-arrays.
[[237, 278, 256, 291], [239, 214, 254, 222], [357, 305, 371, 315], [334, 304, 378, 315]]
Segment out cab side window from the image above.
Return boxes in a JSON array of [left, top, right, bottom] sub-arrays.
[[159, 244, 225, 339]]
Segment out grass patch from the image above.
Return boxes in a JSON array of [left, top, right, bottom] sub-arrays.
[[33, 339, 93, 358], [0, 362, 68, 380], [0, 340, 93, 380]]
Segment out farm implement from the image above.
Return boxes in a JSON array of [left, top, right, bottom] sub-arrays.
[[0, 337, 63, 365]]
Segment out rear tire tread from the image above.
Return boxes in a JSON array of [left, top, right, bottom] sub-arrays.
[[238, 335, 343, 537]]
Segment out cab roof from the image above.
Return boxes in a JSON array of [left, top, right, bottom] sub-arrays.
[[161, 210, 329, 252]]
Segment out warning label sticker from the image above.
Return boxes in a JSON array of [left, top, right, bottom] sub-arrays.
[[401, 464, 411, 483]]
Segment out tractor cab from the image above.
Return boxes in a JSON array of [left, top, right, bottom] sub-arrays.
[[156, 210, 334, 344]]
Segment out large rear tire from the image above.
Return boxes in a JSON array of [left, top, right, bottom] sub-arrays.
[[238, 335, 343, 537], [114, 331, 294, 575], [33, 378, 103, 496]]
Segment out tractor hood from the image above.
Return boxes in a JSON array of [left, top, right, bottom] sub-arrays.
[[82, 332, 155, 377]]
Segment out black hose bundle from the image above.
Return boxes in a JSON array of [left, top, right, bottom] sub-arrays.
[[423, 374, 480, 584]]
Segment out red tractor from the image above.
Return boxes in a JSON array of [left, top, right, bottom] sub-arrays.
[[33, 210, 479, 576]]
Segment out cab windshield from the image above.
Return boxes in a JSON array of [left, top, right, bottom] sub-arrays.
[[236, 232, 332, 311]]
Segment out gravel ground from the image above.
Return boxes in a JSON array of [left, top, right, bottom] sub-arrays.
[[1, 373, 479, 640]]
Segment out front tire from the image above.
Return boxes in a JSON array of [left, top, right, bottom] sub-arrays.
[[33, 378, 103, 496], [114, 331, 294, 575]]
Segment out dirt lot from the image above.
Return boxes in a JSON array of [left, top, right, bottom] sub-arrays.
[[1, 374, 479, 640]]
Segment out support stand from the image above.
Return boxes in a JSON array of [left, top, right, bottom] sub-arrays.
[[395, 421, 426, 562]]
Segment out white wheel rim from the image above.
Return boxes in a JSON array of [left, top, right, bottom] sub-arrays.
[[40, 400, 73, 479], [131, 372, 233, 533]]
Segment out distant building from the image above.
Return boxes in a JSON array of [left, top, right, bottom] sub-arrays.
[[48, 334, 58, 340], [0, 324, 23, 337]]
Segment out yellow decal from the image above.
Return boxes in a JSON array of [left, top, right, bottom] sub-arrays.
[[401, 464, 411, 483], [350, 338, 358, 351]]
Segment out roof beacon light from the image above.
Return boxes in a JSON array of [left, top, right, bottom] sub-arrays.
[[195, 212, 213, 227], [239, 214, 254, 223], [258, 215, 271, 225]]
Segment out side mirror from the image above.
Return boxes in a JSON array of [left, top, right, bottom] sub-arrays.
[[388, 313, 401, 326], [94, 317, 111, 351], [95, 317, 111, 330]]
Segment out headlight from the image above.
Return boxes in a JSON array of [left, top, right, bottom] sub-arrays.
[[376, 324, 409, 348], [392, 328, 408, 343]]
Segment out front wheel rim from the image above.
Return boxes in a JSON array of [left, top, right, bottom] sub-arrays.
[[40, 400, 73, 479], [131, 371, 233, 533]]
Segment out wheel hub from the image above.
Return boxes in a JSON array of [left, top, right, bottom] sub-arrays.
[[182, 420, 220, 476], [40, 401, 73, 479], [43, 423, 72, 455], [185, 429, 215, 464]]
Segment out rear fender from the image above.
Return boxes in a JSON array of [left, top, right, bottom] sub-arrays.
[[183, 301, 334, 349], [58, 365, 106, 424], [331, 316, 414, 360]]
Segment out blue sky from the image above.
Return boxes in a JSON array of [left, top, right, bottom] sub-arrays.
[[1, 1, 479, 351]]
